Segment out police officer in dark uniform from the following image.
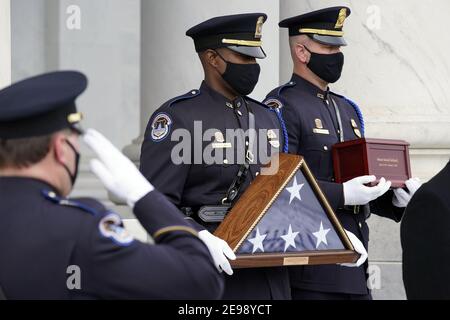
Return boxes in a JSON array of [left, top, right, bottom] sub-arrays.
[[401, 161, 448, 299], [264, 7, 421, 300], [0, 71, 223, 299], [140, 14, 291, 299]]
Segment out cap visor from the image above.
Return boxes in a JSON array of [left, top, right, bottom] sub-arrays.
[[227, 46, 267, 59], [311, 34, 347, 46]]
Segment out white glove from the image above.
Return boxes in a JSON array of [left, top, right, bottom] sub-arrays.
[[340, 230, 368, 267], [83, 129, 154, 208], [198, 230, 236, 276], [343, 176, 392, 206], [392, 178, 422, 208]]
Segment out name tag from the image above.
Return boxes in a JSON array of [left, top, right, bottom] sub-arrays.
[[313, 128, 330, 135], [212, 142, 232, 149], [269, 140, 280, 148]]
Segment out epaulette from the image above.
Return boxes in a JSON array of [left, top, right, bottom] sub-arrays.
[[167, 89, 201, 108], [245, 96, 271, 109], [276, 80, 297, 97], [263, 81, 297, 110], [331, 92, 365, 136], [41, 190, 100, 216]]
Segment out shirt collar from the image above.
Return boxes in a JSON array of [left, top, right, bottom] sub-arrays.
[[0, 176, 59, 194], [290, 73, 330, 100], [200, 81, 246, 109]]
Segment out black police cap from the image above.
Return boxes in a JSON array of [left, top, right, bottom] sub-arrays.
[[0, 71, 87, 139], [186, 13, 267, 59], [279, 6, 351, 46]]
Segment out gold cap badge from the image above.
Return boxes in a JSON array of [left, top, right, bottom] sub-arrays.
[[335, 8, 347, 29], [255, 16, 264, 39]]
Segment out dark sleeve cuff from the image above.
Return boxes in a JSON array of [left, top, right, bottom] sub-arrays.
[[318, 180, 345, 211], [370, 190, 405, 222], [184, 217, 207, 232], [133, 191, 198, 239]]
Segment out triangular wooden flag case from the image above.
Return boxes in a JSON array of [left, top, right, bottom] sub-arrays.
[[215, 153, 359, 268]]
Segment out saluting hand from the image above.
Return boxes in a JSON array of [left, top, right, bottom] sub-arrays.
[[83, 129, 155, 208]]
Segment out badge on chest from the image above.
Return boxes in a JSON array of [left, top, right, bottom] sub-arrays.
[[267, 129, 280, 148], [313, 118, 330, 135], [351, 118, 362, 138], [212, 131, 232, 149]]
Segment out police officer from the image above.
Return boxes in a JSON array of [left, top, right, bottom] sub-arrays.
[[265, 7, 421, 300], [401, 162, 448, 299], [140, 14, 291, 299], [0, 71, 223, 299]]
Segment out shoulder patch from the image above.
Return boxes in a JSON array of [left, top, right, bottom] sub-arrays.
[[41, 190, 100, 216], [167, 89, 201, 108], [150, 112, 173, 142], [98, 212, 134, 246], [263, 98, 283, 110]]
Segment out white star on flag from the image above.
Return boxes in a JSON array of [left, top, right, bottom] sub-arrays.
[[248, 227, 267, 253], [313, 221, 331, 249], [280, 224, 299, 252], [286, 176, 304, 204]]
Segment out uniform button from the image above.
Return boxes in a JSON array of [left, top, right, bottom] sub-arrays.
[[323, 146, 328, 151], [359, 222, 362, 229], [191, 90, 197, 95], [237, 110, 243, 116], [237, 102, 242, 108], [289, 82, 294, 85], [256, 172, 260, 176], [223, 159, 229, 164], [48, 191, 56, 198], [245, 141, 249, 146]]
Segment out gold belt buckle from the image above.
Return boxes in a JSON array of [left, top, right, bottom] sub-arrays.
[[353, 205, 360, 215]]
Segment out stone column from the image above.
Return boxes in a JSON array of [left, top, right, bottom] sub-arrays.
[[54, 0, 141, 203], [124, 0, 281, 163], [0, 0, 11, 89], [280, 0, 450, 300]]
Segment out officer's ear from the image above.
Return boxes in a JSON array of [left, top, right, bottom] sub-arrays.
[[294, 43, 309, 64], [51, 130, 72, 165], [203, 49, 221, 69], [51, 132, 66, 164]]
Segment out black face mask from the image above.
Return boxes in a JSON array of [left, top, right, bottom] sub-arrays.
[[304, 46, 344, 84], [215, 51, 261, 96], [62, 139, 80, 187]]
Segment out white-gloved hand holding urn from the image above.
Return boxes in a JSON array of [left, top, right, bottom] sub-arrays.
[[392, 178, 422, 208], [83, 129, 154, 208], [343, 176, 392, 206], [198, 230, 236, 276]]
